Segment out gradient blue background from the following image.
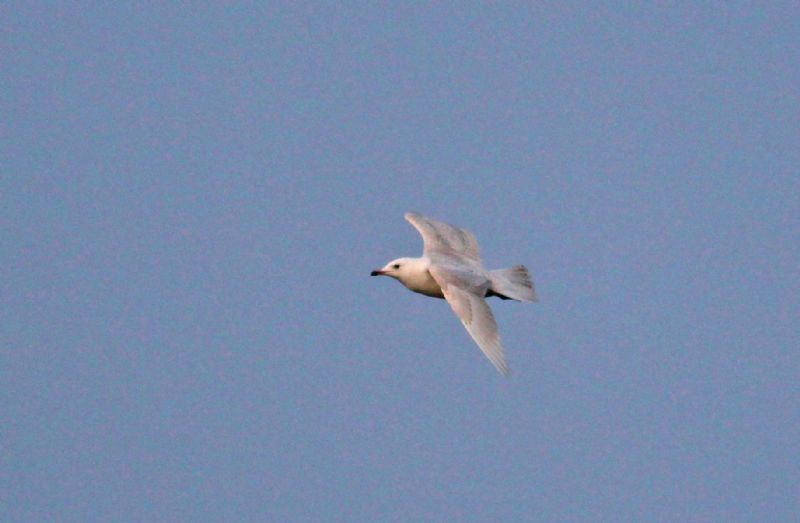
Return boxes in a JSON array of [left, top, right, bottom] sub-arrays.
[[3, 3, 799, 521]]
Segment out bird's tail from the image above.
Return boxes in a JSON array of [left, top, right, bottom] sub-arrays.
[[488, 265, 537, 302]]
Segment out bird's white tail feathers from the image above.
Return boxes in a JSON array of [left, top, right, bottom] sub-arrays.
[[489, 265, 537, 302]]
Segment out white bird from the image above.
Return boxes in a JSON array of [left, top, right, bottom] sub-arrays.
[[371, 212, 537, 375]]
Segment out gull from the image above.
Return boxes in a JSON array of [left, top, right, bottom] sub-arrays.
[[371, 212, 537, 375]]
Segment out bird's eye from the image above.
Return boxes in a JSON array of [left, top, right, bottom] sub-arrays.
[[392, 264, 400, 269]]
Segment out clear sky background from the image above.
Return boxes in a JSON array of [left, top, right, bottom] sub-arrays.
[[3, 3, 799, 522]]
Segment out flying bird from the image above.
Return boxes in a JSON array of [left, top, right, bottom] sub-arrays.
[[371, 212, 537, 375]]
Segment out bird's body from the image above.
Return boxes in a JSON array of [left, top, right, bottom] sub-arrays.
[[371, 212, 537, 375]]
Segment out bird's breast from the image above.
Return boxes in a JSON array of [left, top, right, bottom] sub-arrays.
[[404, 270, 445, 299]]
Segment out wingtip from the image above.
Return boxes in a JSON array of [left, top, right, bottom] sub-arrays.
[[489, 351, 511, 376]]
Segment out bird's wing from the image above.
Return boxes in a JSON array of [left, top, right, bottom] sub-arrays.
[[405, 212, 481, 262], [429, 265, 509, 375]]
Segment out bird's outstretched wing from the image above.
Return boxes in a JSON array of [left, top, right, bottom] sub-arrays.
[[429, 265, 509, 375], [405, 212, 481, 262]]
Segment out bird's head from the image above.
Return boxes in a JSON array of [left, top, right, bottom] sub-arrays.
[[370, 257, 416, 281]]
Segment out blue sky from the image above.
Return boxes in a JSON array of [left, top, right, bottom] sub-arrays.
[[3, 3, 799, 521]]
